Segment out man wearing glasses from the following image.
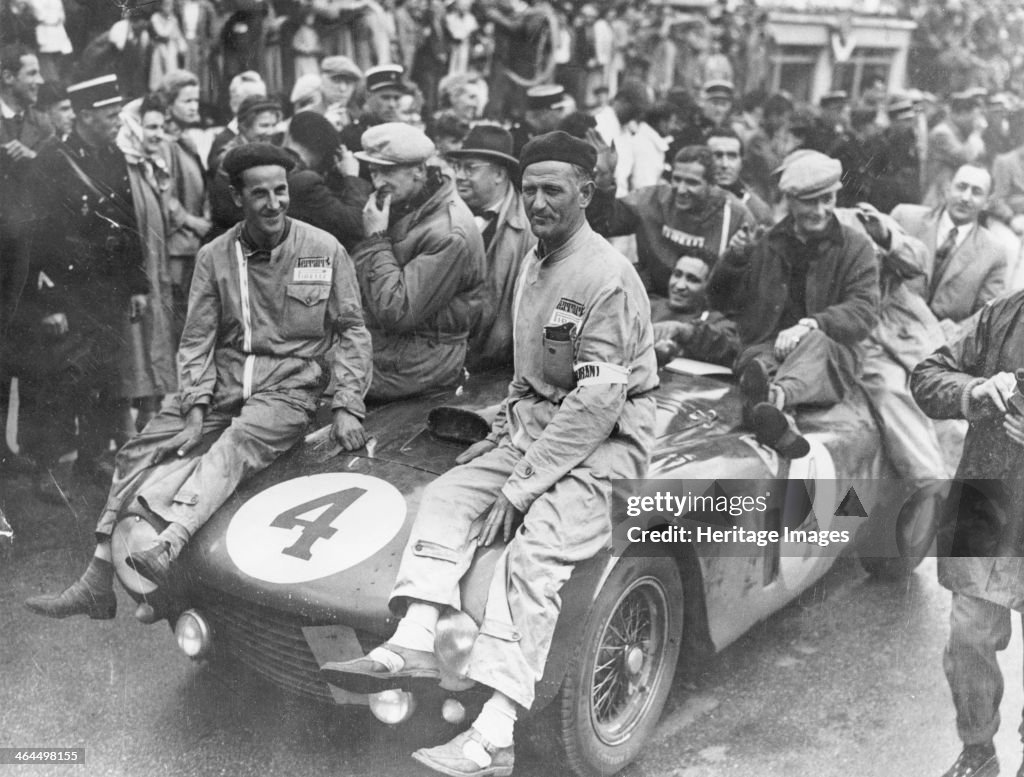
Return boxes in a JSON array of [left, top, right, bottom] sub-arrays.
[[448, 125, 537, 370]]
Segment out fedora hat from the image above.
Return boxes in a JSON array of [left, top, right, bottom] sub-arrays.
[[446, 124, 518, 170]]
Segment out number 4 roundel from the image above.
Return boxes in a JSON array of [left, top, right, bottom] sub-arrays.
[[225, 473, 408, 584]]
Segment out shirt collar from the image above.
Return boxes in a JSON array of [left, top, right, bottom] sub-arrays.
[[536, 219, 592, 265], [938, 209, 973, 245], [237, 218, 291, 262], [0, 98, 21, 120]]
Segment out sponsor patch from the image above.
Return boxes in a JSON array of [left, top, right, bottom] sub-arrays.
[[550, 296, 585, 327], [294, 267, 332, 282], [297, 256, 331, 268], [662, 225, 707, 248], [573, 361, 630, 386]]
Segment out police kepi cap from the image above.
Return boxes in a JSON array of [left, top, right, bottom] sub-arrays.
[[519, 131, 597, 175], [365, 64, 410, 93], [702, 79, 735, 99], [67, 74, 121, 111], [222, 143, 296, 180], [355, 122, 435, 166], [527, 84, 569, 111], [778, 150, 843, 199]]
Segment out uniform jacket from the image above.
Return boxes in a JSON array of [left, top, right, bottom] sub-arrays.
[[989, 146, 1024, 223], [0, 104, 52, 234], [911, 291, 1024, 610], [707, 214, 880, 348], [923, 120, 985, 208], [588, 184, 754, 293], [487, 221, 658, 511], [890, 204, 1007, 334], [352, 173, 485, 400], [466, 184, 537, 371]]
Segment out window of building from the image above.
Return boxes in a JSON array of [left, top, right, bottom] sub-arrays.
[[832, 47, 893, 98], [771, 46, 818, 103]]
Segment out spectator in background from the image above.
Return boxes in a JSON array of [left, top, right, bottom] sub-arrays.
[[871, 96, 924, 213], [436, 71, 486, 124], [148, 0, 186, 92], [743, 91, 796, 204], [513, 83, 570, 153], [706, 126, 772, 225], [924, 92, 987, 208], [444, 0, 478, 75], [26, 0, 73, 82], [699, 78, 734, 134], [207, 70, 267, 169], [35, 81, 73, 141], [290, 72, 325, 115], [319, 54, 363, 132], [177, 0, 219, 103], [341, 63, 410, 152], [990, 109, 1024, 237], [731, 88, 765, 147]]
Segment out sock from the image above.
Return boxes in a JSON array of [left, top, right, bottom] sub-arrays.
[[768, 384, 786, 410], [80, 554, 114, 593], [471, 695, 517, 749], [158, 522, 191, 560], [389, 617, 437, 653]]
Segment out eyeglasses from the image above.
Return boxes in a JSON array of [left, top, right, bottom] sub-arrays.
[[711, 151, 740, 159], [448, 160, 494, 175]]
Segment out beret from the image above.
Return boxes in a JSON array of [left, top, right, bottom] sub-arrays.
[[320, 55, 363, 81], [237, 94, 282, 122], [222, 143, 296, 180], [289, 111, 340, 160], [778, 150, 842, 199], [519, 131, 597, 175], [355, 122, 435, 166]]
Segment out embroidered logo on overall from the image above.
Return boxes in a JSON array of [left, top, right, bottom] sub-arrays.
[[662, 225, 707, 248]]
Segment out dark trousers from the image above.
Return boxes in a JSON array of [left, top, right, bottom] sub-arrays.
[[945, 592, 1024, 746]]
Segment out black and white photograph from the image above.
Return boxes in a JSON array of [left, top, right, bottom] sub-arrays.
[[3, 0, 1024, 775]]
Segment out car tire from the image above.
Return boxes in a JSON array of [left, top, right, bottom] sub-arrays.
[[556, 554, 684, 777], [858, 486, 942, 580]]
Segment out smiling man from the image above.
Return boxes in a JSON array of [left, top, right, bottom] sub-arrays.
[[588, 143, 754, 293], [709, 150, 880, 457], [892, 163, 1008, 341], [26, 142, 372, 617], [322, 131, 658, 777]]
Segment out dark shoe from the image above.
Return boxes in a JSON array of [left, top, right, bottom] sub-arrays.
[[940, 744, 998, 777], [739, 360, 771, 427], [751, 403, 810, 459], [125, 542, 172, 587], [412, 729, 514, 777], [25, 580, 116, 620], [320, 642, 440, 693]]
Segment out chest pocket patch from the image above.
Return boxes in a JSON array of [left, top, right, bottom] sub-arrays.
[[284, 283, 331, 338]]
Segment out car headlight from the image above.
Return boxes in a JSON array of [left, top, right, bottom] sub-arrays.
[[434, 609, 478, 679], [368, 689, 417, 725], [441, 698, 466, 725], [174, 610, 212, 659]]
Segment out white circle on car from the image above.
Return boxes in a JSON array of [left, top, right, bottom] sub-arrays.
[[226, 473, 407, 583]]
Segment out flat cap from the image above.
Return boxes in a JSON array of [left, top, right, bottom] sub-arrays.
[[519, 130, 596, 175], [237, 93, 282, 122], [778, 150, 842, 199], [702, 79, 735, 99], [365, 64, 409, 93], [290, 73, 322, 105], [527, 84, 569, 111], [320, 55, 363, 81], [355, 122, 435, 166], [67, 74, 121, 111], [222, 143, 296, 180]]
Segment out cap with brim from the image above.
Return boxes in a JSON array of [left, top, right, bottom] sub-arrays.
[[446, 124, 518, 170], [365, 65, 410, 94], [290, 73, 322, 105], [519, 130, 597, 175], [320, 55, 363, 81], [354, 122, 435, 166], [702, 79, 735, 99], [819, 90, 848, 106], [527, 84, 569, 111], [222, 143, 297, 179], [778, 150, 842, 199], [67, 74, 121, 111], [237, 94, 282, 122], [950, 91, 981, 112], [887, 97, 915, 120]]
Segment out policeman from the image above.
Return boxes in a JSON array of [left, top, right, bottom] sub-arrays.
[[321, 131, 658, 777], [25, 143, 373, 618], [339, 64, 412, 153], [22, 74, 147, 486]]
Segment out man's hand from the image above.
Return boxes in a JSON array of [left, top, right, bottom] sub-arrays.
[[332, 408, 368, 451], [971, 371, 1016, 414], [3, 139, 36, 161], [456, 439, 496, 465], [479, 492, 523, 546], [856, 205, 890, 247], [334, 145, 360, 177], [586, 128, 617, 190], [187, 214, 212, 237], [363, 191, 391, 235], [653, 320, 696, 345], [152, 406, 206, 463], [41, 312, 68, 337], [130, 294, 149, 320], [1004, 412, 1024, 447], [1010, 214, 1024, 236], [773, 323, 810, 360]]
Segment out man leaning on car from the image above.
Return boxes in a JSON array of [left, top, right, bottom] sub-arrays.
[[25, 143, 373, 620], [321, 131, 659, 777]]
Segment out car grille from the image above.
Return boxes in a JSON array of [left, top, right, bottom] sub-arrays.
[[198, 591, 349, 704]]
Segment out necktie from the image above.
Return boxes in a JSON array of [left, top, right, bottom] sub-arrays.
[[930, 225, 959, 298], [475, 210, 498, 250]]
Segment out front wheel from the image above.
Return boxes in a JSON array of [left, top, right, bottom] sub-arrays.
[[557, 554, 684, 777]]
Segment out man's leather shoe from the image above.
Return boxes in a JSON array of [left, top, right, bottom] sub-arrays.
[[412, 728, 514, 777], [125, 543, 172, 587], [25, 581, 116, 620], [751, 403, 810, 459], [320, 643, 440, 693], [940, 744, 998, 777], [739, 360, 771, 427]]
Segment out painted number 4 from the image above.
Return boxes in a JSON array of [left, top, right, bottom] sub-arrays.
[[270, 488, 367, 560]]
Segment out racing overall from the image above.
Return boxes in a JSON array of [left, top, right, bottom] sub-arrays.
[[390, 221, 658, 709], [93, 219, 372, 540]]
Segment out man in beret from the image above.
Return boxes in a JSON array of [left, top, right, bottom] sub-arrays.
[[708, 150, 880, 457], [351, 121, 485, 399], [26, 142, 373, 618], [448, 124, 537, 369], [322, 131, 658, 777]]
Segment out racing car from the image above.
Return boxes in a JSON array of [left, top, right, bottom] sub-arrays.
[[108, 361, 937, 777]]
